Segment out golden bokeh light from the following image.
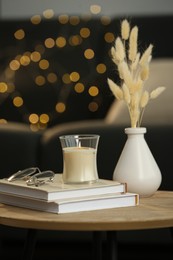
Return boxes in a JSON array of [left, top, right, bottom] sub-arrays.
[[58, 14, 69, 24], [74, 83, 85, 93], [43, 9, 54, 19], [90, 5, 101, 14], [20, 55, 30, 66], [69, 16, 80, 25], [55, 102, 66, 113], [69, 35, 82, 46], [14, 29, 25, 40], [31, 15, 41, 24], [39, 59, 49, 70], [96, 63, 107, 74], [44, 38, 55, 48], [40, 113, 49, 124], [88, 86, 99, 96], [13, 96, 23, 107], [70, 71, 80, 82], [84, 49, 95, 59], [88, 101, 99, 112], [35, 75, 46, 86], [30, 51, 41, 62], [56, 36, 66, 48], [9, 60, 20, 71], [29, 113, 39, 124], [62, 73, 71, 84], [47, 73, 57, 83], [104, 32, 115, 43], [80, 27, 90, 38], [0, 82, 8, 93]]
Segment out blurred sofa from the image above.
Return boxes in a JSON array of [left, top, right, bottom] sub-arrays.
[[0, 14, 173, 256]]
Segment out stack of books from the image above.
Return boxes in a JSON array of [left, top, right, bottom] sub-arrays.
[[0, 174, 139, 214]]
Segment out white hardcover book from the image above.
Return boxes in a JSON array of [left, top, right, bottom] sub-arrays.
[[0, 174, 127, 201], [0, 192, 139, 214]]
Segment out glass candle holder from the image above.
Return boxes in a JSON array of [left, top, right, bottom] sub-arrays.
[[59, 134, 100, 184]]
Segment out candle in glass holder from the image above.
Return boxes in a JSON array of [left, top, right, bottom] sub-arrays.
[[59, 135, 100, 184]]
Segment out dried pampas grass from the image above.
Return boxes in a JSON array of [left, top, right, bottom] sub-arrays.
[[107, 19, 166, 127]]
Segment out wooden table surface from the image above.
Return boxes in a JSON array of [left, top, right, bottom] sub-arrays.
[[0, 190, 173, 231]]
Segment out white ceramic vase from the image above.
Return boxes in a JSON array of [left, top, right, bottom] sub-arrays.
[[113, 127, 162, 197]]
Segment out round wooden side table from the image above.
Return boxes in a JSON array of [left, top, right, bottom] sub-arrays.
[[0, 190, 173, 260]]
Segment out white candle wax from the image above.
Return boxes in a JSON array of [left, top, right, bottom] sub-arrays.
[[62, 147, 98, 183]]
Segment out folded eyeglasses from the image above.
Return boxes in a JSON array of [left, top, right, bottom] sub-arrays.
[[6, 167, 55, 186]]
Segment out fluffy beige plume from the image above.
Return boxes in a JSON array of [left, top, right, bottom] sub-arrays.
[[111, 46, 118, 65], [130, 93, 140, 127], [140, 90, 149, 108], [107, 78, 123, 100], [107, 19, 166, 128], [148, 55, 152, 64], [130, 107, 140, 128], [140, 65, 149, 81], [129, 78, 143, 94], [150, 86, 166, 99], [115, 37, 125, 61], [128, 26, 138, 62], [117, 63, 124, 79], [119, 61, 133, 89], [121, 19, 130, 40], [139, 44, 153, 66], [130, 93, 139, 111], [122, 83, 131, 104], [131, 52, 140, 71]]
